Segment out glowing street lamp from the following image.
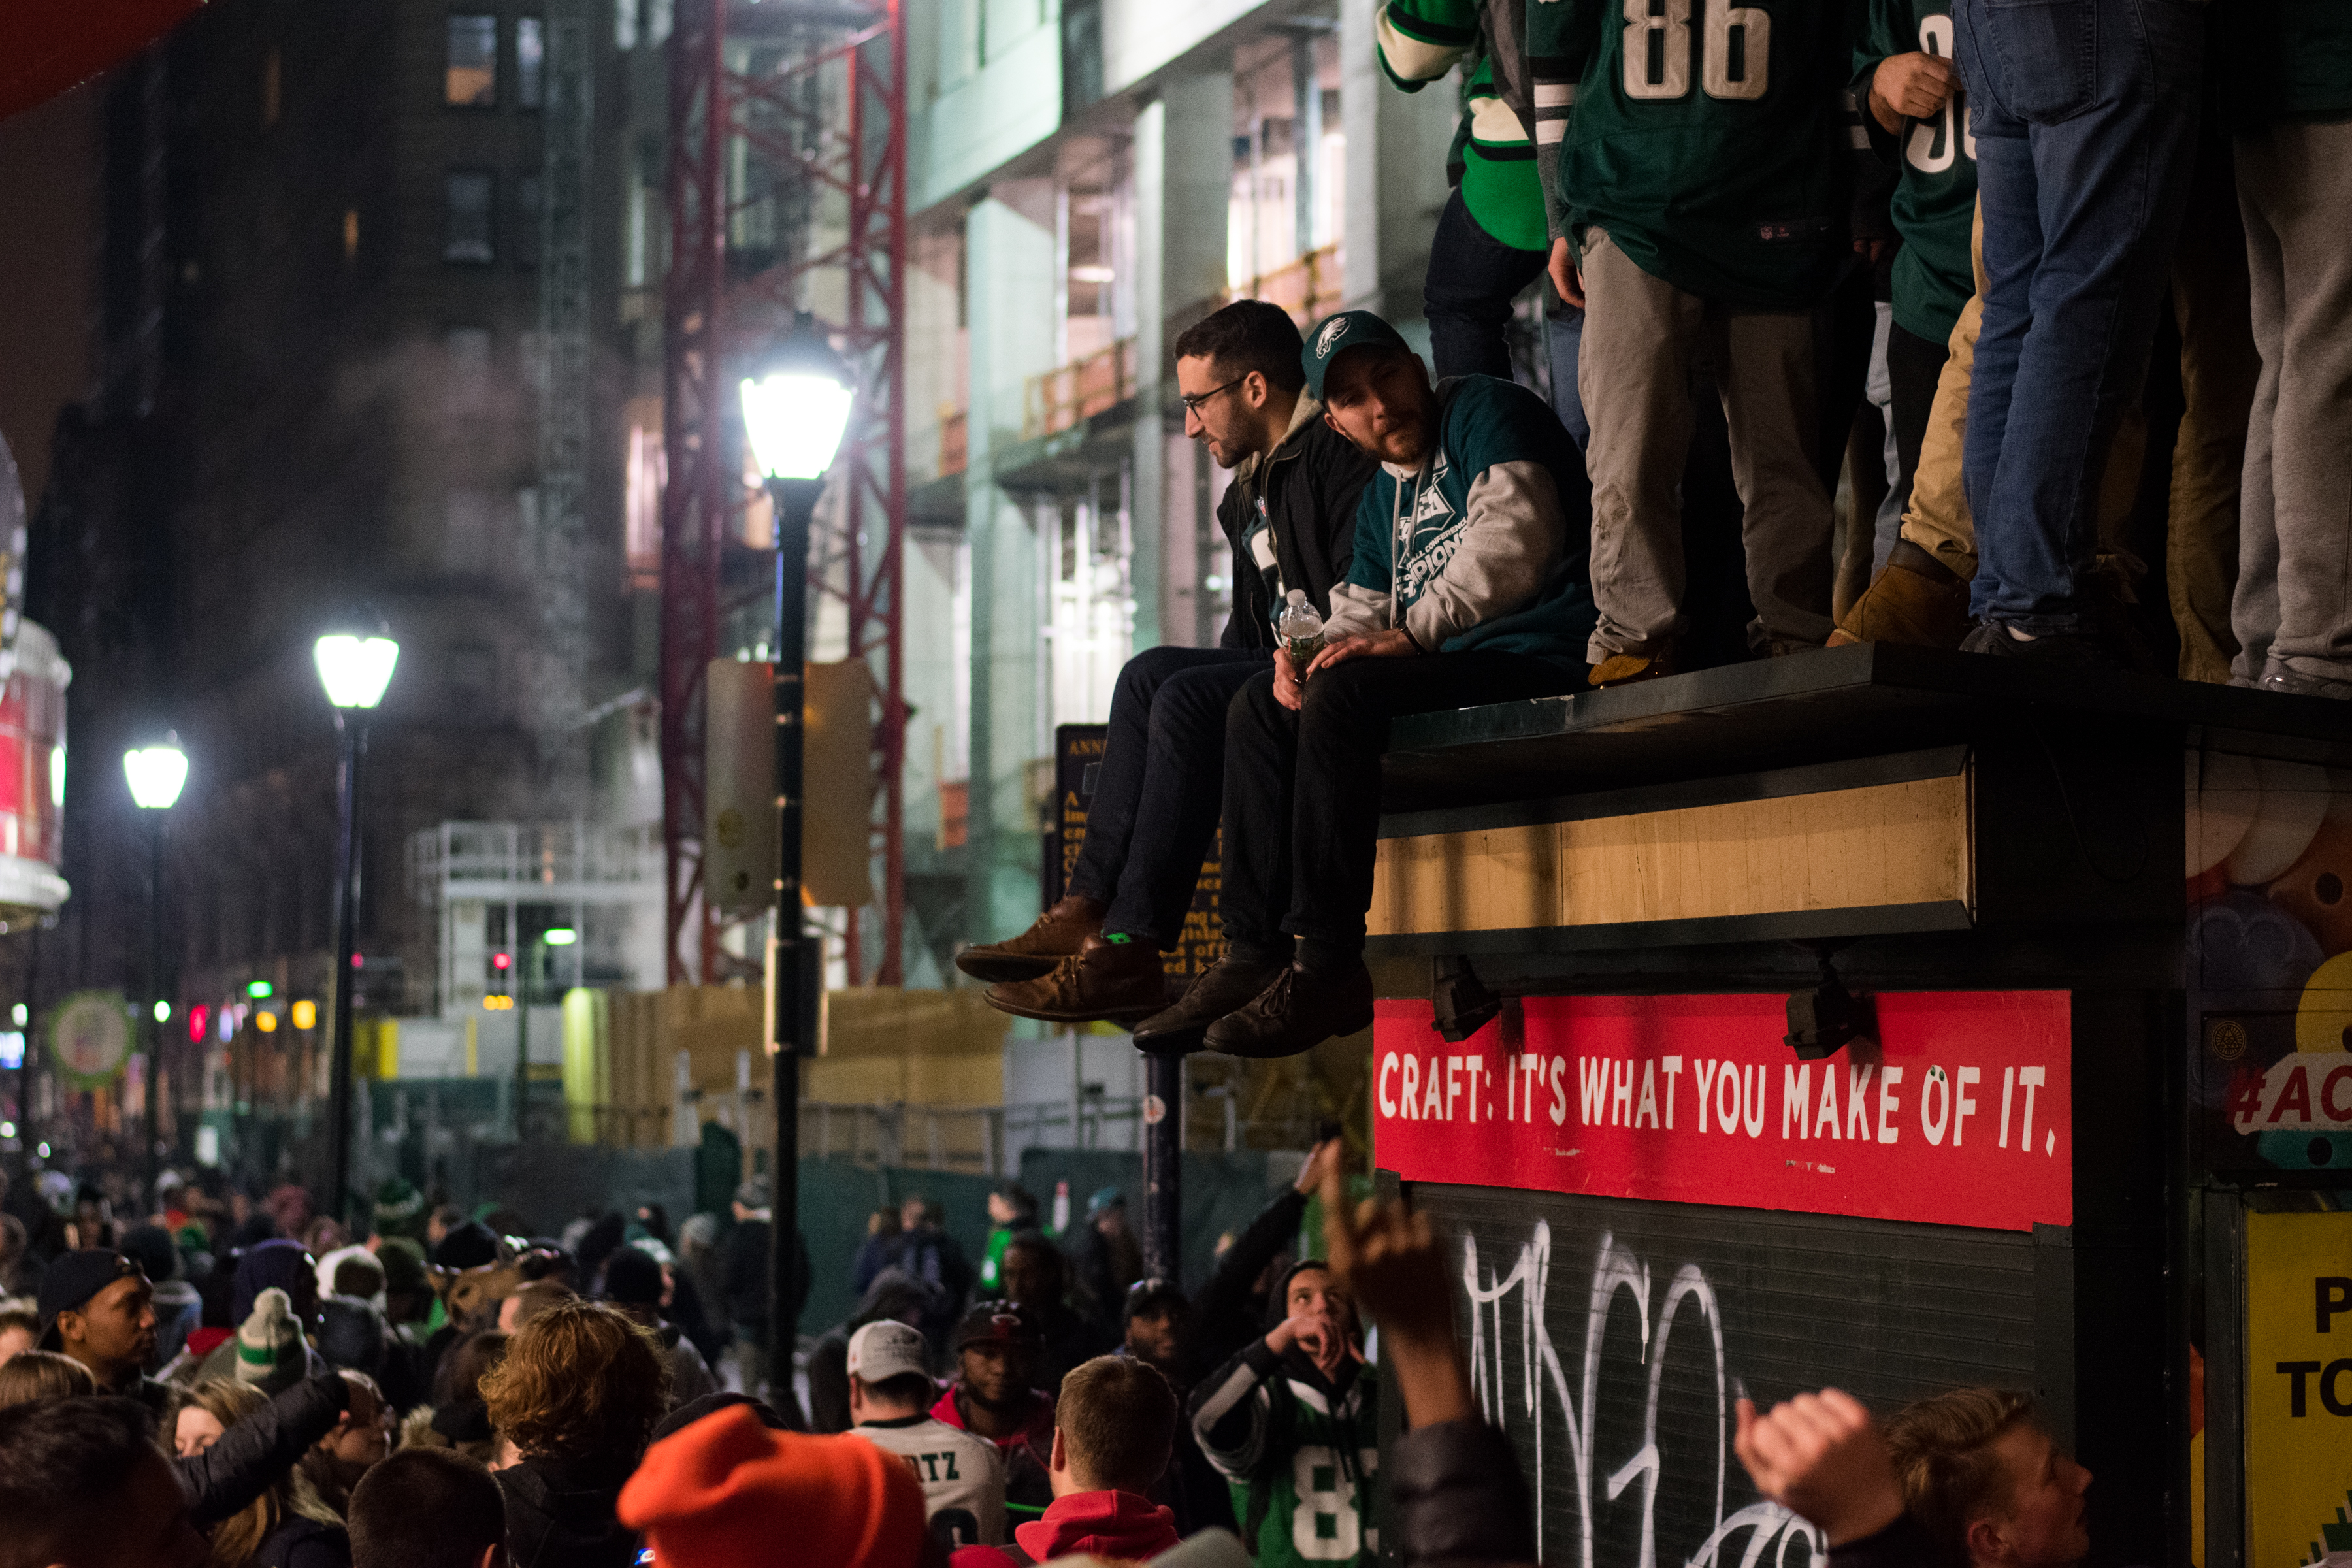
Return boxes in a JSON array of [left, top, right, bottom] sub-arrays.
[[739, 310, 853, 1385], [315, 623, 399, 1224], [124, 732, 186, 1200]]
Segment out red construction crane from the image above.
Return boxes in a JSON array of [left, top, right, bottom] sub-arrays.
[[661, 0, 907, 987]]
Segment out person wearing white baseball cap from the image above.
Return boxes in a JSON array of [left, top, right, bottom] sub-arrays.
[[843, 1318, 1007, 1552]]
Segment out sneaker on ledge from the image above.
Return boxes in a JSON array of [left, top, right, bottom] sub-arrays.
[[1827, 537, 1971, 649], [955, 894, 1103, 983], [1957, 619, 2121, 665], [1588, 643, 1676, 688], [2259, 661, 2352, 700]]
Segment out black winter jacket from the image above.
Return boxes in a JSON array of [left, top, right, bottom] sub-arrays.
[[497, 1452, 641, 1568], [1217, 397, 1377, 651], [178, 1371, 351, 1528]]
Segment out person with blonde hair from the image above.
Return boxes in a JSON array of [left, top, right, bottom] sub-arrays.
[[0, 1347, 96, 1407], [480, 1298, 670, 1568], [169, 1379, 351, 1568]]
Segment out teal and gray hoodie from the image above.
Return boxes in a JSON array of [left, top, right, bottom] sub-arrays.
[[1323, 373, 1595, 661]]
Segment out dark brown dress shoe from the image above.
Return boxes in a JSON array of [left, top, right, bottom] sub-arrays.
[[983, 936, 1169, 1024], [1203, 961, 1375, 1059], [1130, 954, 1290, 1048], [955, 894, 1105, 983]]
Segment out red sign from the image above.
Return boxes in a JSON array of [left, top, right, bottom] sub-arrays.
[[1375, 992, 2073, 1233]]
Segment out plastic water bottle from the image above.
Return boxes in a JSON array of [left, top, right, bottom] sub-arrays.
[[1277, 589, 1326, 663]]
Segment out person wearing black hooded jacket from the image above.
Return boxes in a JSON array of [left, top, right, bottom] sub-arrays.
[[957, 299, 1376, 1027], [1188, 1256, 1377, 1568]]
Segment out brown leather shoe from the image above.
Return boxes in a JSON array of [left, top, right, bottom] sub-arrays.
[[1203, 960, 1375, 1059], [955, 894, 1105, 983], [1130, 954, 1290, 1048], [983, 935, 1170, 1024], [1827, 539, 1971, 649]]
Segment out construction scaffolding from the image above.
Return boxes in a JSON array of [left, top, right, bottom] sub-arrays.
[[660, 0, 907, 986]]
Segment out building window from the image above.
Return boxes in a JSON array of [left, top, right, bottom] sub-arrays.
[[517, 18, 546, 108], [615, 0, 638, 50], [445, 171, 496, 263], [515, 173, 543, 267], [446, 15, 498, 106]]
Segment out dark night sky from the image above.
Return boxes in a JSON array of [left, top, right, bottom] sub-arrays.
[[0, 82, 95, 510]]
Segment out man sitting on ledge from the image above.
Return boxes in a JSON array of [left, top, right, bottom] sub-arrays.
[[958, 299, 1375, 1024], [1134, 309, 1596, 1058]]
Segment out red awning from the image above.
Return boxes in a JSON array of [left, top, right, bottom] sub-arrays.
[[0, 0, 202, 124]]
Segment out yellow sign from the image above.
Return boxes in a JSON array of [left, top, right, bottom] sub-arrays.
[[2247, 1211, 2352, 1568]]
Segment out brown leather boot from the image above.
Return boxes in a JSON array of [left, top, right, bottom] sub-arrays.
[[1827, 539, 1971, 649], [1589, 643, 1677, 688], [954, 894, 1105, 983], [983, 935, 1171, 1024]]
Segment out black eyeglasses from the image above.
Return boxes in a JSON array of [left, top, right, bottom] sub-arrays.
[[1180, 376, 1247, 416]]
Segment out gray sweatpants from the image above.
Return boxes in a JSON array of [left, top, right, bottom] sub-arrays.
[[2230, 117, 2352, 688], [1579, 228, 1838, 659]]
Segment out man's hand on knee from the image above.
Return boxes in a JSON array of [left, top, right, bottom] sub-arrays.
[[1305, 629, 1419, 682]]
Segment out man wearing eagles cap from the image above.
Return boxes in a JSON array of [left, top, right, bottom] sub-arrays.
[[1135, 308, 1595, 1058]]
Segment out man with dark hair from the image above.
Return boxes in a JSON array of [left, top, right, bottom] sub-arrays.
[[1190, 1258, 1377, 1568], [600, 1245, 719, 1407], [1137, 310, 1593, 1054], [930, 1302, 1056, 1516], [36, 1249, 166, 1414], [0, 1396, 207, 1568], [844, 1320, 1006, 1550], [960, 297, 1377, 1026], [348, 1446, 510, 1568], [956, 1354, 1181, 1568], [997, 1233, 1110, 1390]]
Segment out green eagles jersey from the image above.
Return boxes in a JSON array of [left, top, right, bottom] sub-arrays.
[[1855, 0, 1974, 344], [1193, 1344, 1380, 1568], [1379, 0, 1551, 252], [1531, 0, 1869, 308]]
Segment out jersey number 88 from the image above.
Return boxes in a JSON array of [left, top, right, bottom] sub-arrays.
[[1623, 0, 1770, 101]]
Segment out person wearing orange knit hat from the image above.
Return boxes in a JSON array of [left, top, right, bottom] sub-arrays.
[[619, 1402, 934, 1568]]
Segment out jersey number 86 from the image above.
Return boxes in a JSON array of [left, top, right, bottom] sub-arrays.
[[1624, 0, 1770, 101]]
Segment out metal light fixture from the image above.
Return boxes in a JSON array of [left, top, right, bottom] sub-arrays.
[[312, 634, 400, 710], [123, 739, 188, 811], [740, 312, 855, 484]]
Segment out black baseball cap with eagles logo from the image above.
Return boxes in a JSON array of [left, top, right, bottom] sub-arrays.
[[953, 1299, 1041, 1349], [1301, 309, 1413, 400]]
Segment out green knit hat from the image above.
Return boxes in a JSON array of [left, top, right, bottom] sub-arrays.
[[371, 1177, 427, 1241]]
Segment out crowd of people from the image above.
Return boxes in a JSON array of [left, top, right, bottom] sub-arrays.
[[1, 1139, 2109, 1568], [960, 0, 2349, 1061]]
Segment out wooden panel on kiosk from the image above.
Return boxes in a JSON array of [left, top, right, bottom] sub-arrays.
[[1370, 769, 1972, 938]]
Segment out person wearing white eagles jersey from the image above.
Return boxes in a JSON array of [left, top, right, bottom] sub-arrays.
[[843, 1319, 1007, 1550]]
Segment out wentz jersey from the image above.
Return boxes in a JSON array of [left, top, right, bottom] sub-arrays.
[[1192, 1340, 1380, 1568], [851, 1415, 1008, 1549], [1855, 0, 1975, 343], [1530, 0, 1869, 308]]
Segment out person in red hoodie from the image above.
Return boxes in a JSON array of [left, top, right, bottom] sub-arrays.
[[951, 1354, 1182, 1568], [930, 1302, 1056, 1518]]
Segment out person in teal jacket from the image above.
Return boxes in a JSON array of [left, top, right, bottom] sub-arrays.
[[1134, 310, 1595, 1058]]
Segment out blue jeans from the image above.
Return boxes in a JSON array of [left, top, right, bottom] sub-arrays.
[[1954, 0, 2200, 632], [1424, 186, 1591, 449], [1064, 645, 1269, 947]]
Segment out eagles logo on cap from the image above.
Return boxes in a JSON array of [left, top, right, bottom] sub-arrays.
[[1315, 316, 1348, 357]]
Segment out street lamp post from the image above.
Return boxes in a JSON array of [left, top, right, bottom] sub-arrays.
[[314, 631, 399, 1226], [740, 311, 855, 1390], [124, 736, 188, 1206]]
